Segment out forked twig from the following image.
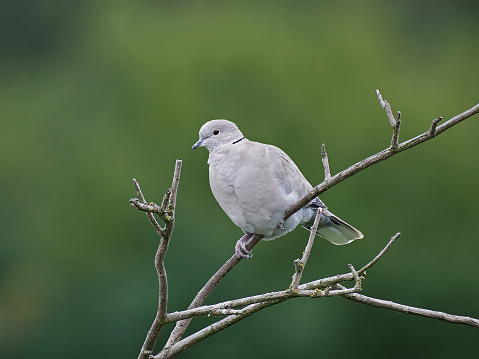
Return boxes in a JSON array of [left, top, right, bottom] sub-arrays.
[[131, 160, 182, 359]]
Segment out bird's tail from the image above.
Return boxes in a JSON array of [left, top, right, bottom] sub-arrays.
[[302, 209, 363, 245]]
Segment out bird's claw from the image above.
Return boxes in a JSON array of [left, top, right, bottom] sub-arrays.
[[234, 233, 253, 259]]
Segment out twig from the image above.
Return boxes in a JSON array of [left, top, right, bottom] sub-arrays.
[[348, 264, 362, 292], [321, 143, 331, 180], [300, 235, 398, 290], [131, 180, 166, 238], [336, 284, 479, 329], [291, 208, 322, 291], [290, 144, 331, 291], [376, 89, 396, 127], [160, 189, 171, 213], [429, 116, 443, 137], [377, 88, 402, 150], [358, 232, 400, 275], [390, 111, 401, 149]]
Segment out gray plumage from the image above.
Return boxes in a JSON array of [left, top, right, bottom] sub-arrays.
[[192, 119, 363, 258]]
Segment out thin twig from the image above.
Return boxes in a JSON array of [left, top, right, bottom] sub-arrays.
[[336, 284, 479, 329], [291, 208, 322, 291], [169, 161, 182, 211], [390, 111, 401, 149], [321, 143, 331, 180], [348, 264, 361, 291], [376, 89, 396, 127], [160, 189, 171, 213], [131, 180, 166, 238], [429, 116, 443, 137], [358, 232, 400, 275]]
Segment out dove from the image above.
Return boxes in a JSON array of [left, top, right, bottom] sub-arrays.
[[192, 119, 363, 258]]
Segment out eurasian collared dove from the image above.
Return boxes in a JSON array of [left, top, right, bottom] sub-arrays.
[[192, 119, 363, 258]]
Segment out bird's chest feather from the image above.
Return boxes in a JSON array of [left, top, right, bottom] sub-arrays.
[[207, 144, 294, 235], [208, 147, 247, 208]]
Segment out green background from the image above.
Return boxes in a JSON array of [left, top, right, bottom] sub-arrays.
[[1, 1, 478, 358]]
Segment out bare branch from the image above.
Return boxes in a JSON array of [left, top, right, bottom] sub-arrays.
[[166, 236, 397, 325], [163, 233, 264, 351], [291, 208, 322, 291], [301, 233, 400, 290], [358, 232, 400, 275], [157, 299, 285, 359], [136, 160, 182, 359], [284, 99, 479, 221], [159, 277, 365, 358], [336, 284, 479, 329]]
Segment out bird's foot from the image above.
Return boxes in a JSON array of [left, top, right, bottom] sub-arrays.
[[234, 233, 254, 259]]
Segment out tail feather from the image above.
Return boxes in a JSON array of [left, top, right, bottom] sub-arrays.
[[302, 210, 363, 245]]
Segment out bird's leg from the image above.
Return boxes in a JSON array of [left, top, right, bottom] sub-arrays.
[[235, 233, 254, 259]]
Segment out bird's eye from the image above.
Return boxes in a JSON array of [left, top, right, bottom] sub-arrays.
[[213, 129, 220, 135]]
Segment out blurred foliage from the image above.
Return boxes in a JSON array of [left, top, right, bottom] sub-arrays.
[[1, 0, 478, 358]]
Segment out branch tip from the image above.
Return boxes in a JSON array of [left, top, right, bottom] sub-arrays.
[[376, 89, 397, 129], [358, 232, 400, 275]]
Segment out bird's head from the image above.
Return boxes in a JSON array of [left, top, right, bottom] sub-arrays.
[[192, 119, 245, 152]]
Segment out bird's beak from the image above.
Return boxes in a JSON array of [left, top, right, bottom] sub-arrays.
[[192, 139, 203, 150]]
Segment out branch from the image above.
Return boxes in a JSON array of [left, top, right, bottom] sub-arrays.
[[161, 233, 263, 352], [132, 160, 182, 359], [284, 96, 479, 220], [290, 143, 332, 291], [291, 207, 322, 291], [155, 235, 393, 358], [158, 266, 363, 359], [157, 299, 286, 359], [158, 229, 478, 359], [165, 262, 369, 324], [358, 232, 400, 274], [131, 181, 166, 238], [336, 284, 479, 329]]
